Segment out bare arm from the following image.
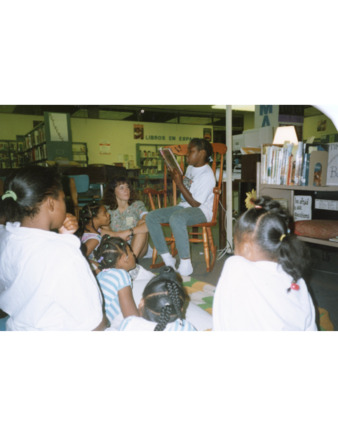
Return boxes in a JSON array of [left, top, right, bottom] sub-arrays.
[[171, 169, 201, 207], [84, 238, 100, 257], [100, 227, 132, 241], [118, 286, 139, 318]]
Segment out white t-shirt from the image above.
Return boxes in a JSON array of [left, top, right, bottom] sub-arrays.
[[178, 164, 216, 222], [212, 255, 317, 331], [119, 315, 197, 331], [0, 222, 104, 331]]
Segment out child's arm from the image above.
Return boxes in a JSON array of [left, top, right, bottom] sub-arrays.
[[100, 227, 132, 241], [171, 169, 201, 207], [84, 238, 100, 257], [118, 286, 139, 317]]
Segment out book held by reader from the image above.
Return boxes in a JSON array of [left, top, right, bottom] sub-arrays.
[[159, 147, 183, 175]]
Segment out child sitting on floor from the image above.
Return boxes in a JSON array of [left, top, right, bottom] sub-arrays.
[[78, 201, 111, 260], [95, 235, 140, 329], [119, 266, 196, 331], [212, 196, 317, 331], [95, 235, 210, 330]]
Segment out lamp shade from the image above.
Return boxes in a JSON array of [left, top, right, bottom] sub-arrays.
[[272, 126, 298, 145]]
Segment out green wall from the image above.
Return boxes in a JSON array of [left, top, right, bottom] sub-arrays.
[[70, 117, 211, 165], [303, 114, 337, 141], [0, 113, 212, 165]]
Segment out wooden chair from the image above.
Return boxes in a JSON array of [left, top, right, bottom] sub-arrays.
[[144, 142, 227, 272]]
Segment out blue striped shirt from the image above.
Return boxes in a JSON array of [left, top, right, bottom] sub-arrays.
[[97, 268, 131, 324]]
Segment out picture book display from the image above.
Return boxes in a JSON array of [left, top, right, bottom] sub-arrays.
[[308, 150, 328, 187], [159, 147, 183, 175]]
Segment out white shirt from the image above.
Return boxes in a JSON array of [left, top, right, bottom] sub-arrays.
[[179, 164, 216, 222], [119, 315, 197, 331], [213, 255, 317, 331], [0, 222, 104, 331]]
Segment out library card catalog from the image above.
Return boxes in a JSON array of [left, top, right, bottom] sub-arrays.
[[294, 196, 312, 222]]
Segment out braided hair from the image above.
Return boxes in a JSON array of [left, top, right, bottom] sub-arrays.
[[235, 196, 311, 289], [78, 201, 102, 236], [0, 165, 63, 223], [141, 266, 188, 331], [94, 235, 129, 270]]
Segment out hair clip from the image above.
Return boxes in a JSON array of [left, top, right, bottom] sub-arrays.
[[98, 256, 104, 263], [2, 190, 17, 201], [254, 205, 262, 209], [290, 281, 300, 291], [280, 234, 286, 242]]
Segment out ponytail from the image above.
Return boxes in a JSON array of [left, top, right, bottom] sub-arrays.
[[0, 166, 62, 223], [236, 196, 311, 287]]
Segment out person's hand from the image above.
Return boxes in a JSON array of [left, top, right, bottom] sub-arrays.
[[171, 168, 183, 186], [58, 213, 79, 234]]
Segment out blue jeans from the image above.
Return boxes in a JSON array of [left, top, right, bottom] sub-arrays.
[[145, 206, 207, 259]]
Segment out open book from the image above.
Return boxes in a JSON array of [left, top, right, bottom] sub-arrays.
[[159, 147, 183, 175]]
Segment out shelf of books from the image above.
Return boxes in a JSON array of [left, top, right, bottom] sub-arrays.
[[0, 139, 26, 169], [21, 113, 73, 166], [257, 141, 338, 248], [136, 144, 164, 176]]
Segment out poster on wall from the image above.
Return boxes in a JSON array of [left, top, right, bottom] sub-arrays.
[[134, 124, 144, 139], [99, 142, 111, 155], [203, 128, 212, 142], [317, 120, 327, 132]]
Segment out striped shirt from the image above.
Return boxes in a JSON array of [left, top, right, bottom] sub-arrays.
[[97, 268, 131, 326]]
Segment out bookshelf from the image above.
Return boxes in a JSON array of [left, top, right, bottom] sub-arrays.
[[256, 162, 338, 248], [21, 112, 72, 166], [136, 143, 164, 177], [0, 139, 25, 169]]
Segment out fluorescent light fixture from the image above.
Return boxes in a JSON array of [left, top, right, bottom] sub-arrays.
[[272, 126, 298, 145], [212, 105, 255, 111]]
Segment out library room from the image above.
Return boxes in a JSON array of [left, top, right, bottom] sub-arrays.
[[1, 104, 338, 333]]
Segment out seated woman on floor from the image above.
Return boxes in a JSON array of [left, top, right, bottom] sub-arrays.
[[102, 177, 150, 260]]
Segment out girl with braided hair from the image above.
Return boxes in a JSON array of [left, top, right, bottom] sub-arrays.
[[213, 196, 317, 331], [78, 201, 111, 264], [119, 266, 196, 331], [95, 235, 140, 329]]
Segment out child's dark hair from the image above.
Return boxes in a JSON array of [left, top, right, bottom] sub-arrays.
[[103, 177, 136, 210], [78, 201, 102, 235], [0, 165, 62, 223], [94, 235, 130, 270], [189, 138, 213, 162], [235, 196, 311, 289], [142, 266, 188, 331]]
